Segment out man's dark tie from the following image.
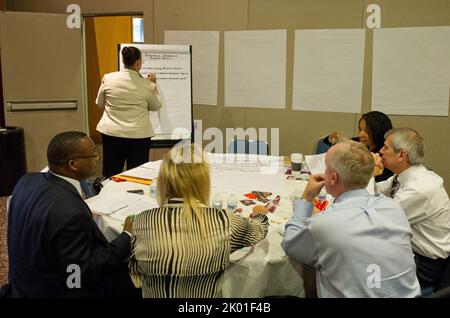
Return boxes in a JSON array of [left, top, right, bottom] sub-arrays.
[[390, 176, 400, 198]]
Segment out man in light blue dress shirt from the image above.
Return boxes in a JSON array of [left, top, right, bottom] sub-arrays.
[[282, 140, 420, 297]]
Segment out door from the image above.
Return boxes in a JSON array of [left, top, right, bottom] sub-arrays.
[[0, 11, 84, 172], [85, 16, 133, 143]]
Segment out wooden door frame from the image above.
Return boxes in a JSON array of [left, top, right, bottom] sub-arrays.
[[0, 55, 4, 127], [0, 0, 4, 126]]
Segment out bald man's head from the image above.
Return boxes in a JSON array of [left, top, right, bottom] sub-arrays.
[[326, 141, 375, 191]]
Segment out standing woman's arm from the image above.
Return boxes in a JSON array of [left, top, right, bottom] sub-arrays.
[[95, 75, 107, 109], [146, 73, 162, 111]]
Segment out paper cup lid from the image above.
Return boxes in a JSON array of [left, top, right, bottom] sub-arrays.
[[291, 153, 303, 162]]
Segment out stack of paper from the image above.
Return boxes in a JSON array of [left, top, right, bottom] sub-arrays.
[[114, 160, 163, 185], [85, 192, 143, 215]]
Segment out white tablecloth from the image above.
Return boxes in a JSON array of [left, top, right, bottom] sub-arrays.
[[93, 161, 307, 298]]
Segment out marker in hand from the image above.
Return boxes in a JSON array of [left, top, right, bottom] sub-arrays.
[[147, 73, 157, 83]]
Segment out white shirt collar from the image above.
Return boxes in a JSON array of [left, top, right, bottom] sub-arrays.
[[397, 164, 425, 184], [123, 68, 143, 78], [49, 171, 83, 197]]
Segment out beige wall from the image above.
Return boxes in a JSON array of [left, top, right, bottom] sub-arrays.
[[1, 12, 84, 171], [5, 0, 450, 192]]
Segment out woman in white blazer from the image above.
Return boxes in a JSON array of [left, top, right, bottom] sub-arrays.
[[95, 46, 162, 178]]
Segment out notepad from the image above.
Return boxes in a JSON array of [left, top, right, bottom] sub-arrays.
[[304, 153, 326, 175], [85, 192, 143, 215], [108, 200, 159, 222], [119, 166, 159, 180]]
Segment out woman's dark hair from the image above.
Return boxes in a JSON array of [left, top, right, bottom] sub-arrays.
[[360, 111, 393, 153], [121, 46, 142, 67]]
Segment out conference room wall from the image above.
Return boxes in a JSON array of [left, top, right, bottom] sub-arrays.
[[0, 12, 84, 172], [5, 0, 450, 192]]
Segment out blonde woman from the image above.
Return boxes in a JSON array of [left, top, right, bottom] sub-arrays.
[[128, 144, 269, 298]]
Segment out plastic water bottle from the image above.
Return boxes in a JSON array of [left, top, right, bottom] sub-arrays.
[[149, 183, 157, 198], [212, 194, 223, 210], [318, 188, 327, 201], [314, 188, 329, 212], [227, 193, 238, 212]]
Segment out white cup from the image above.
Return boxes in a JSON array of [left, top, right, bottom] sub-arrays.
[[291, 153, 303, 177]]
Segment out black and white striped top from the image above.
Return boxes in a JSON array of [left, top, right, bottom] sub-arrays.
[[129, 198, 269, 298]]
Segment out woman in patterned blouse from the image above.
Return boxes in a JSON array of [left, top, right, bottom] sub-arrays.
[[128, 144, 269, 298]]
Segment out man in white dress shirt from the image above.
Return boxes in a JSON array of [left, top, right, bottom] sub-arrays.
[[282, 140, 420, 297], [375, 127, 450, 292]]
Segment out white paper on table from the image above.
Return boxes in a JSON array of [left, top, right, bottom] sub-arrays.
[[206, 153, 284, 174], [119, 166, 158, 180], [304, 153, 326, 175], [109, 199, 159, 222], [86, 192, 143, 215], [210, 169, 285, 196], [140, 160, 162, 170]]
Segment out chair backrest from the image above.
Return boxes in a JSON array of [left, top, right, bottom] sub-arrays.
[[227, 139, 269, 155], [426, 286, 450, 298], [315, 138, 330, 154], [80, 177, 104, 199]]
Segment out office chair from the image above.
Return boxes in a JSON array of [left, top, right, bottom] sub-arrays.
[[315, 138, 330, 154], [425, 286, 450, 298], [419, 258, 450, 298], [80, 177, 103, 199], [227, 139, 269, 155]]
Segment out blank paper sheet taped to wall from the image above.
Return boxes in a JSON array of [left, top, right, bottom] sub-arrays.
[[372, 26, 450, 116], [224, 30, 286, 109], [292, 29, 365, 113], [165, 31, 219, 106]]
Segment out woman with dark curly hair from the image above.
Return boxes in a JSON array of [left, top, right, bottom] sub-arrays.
[[321, 111, 394, 182]]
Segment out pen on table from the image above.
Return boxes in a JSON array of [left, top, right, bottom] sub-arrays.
[[110, 204, 129, 214], [127, 189, 144, 195]]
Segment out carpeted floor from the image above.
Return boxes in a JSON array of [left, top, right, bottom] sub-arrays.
[[0, 196, 8, 286]]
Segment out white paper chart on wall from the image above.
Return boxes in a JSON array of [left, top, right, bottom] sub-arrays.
[[119, 43, 193, 141]]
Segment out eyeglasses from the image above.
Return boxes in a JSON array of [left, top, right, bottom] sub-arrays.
[[71, 155, 99, 160], [49, 154, 99, 166]]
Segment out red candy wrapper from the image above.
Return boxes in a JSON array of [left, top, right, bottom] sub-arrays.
[[313, 198, 329, 211], [111, 176, 126, 182], [244, 193, 257, 199]]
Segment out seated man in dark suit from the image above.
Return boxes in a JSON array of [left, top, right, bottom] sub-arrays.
[[7, 131, 138, 298]]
